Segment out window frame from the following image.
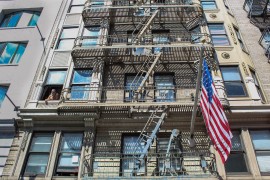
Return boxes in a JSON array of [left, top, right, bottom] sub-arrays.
[[23, 133, 54, 177], [124, 73, 146, 102], [68, 0, 85, 13], [250, 69, 265, 102], [250, 130, 270, 175], [0, 85, 8, 107], [225, 131, 249, 174], [201, 0, 218, 10], [54, 132, 83, 176], [0, 11, 22, 28], [0, 42, 27, 64], [233, 27, 246, 51], [27, 11, 41, 26], [220, 66, 247, 97], [70, 69, 93, 100], [56, 27, 79, 50], [154, 73, 176, 102], [208, 23, 230, 46]]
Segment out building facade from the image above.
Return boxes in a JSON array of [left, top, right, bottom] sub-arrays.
[[0, 0, 67, 177], [1, 0, 270, 179]]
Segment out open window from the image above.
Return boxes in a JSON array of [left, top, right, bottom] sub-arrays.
[[40, 70, 67, 100]]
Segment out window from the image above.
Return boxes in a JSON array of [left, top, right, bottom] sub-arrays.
[[152, 30, 170, 54], [208, 24, 230, 46], [0, 86, 8, 107], [24, 133, 53, 176], [0, 132, 14, 176], [201, 0, 217, 10], [191, 26, 201, 44], [124, 74, 145, 102], [154, 74, 175, 102], [234, 27, 246, 51], [0, 12, 22, 27], [225, 131, 248, 173], [250, 130, 270, 174], [260, 30, 270, 52], [41, 70, 67, 100], [0, 42, 27, 64], [70, 69, 92, 100], [28, 12, 41, 26], [250, 70, 264, 101], [57, 27, 79, 49], [121, 135, 145, 176], [69, 0, 85, 13], [82, 27, 101, 47], [55, 133, 83, 176], [220, 67, 246, 97]]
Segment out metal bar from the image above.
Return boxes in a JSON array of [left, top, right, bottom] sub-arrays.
[[189, 46, 204, 148]]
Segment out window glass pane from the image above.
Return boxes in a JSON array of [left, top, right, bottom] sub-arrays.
[[70, 85, 90, 100], [224, 82, 246, 96], [7, 12, 22, 27], [231, 132, 242, 151], [255, 152, 270, 173], [72, 70, 92, 84], [46, 71, 67, 85], [155, 75, 175, 102], [0, 86, 8, 107], [201, 1, 217, 10], [225, 153, 248, 172], [220, 67, 241, 81], [28, 12, 40, 26], [208, 24, 226, 34], [0, 16, 10, 27], [69, 6, 84, 13], [123, 136, 144, 154], [58, 39, 75, 49], [30, 134, 53, 152], [60, 133, 83, 152], [0, 43, 18, 64], [25, 154, 49, 175], [61, 28, 79, 39], [125, 75, 145, 101], [12, 43, 26, 64], [212, 35, 230, 46], [57, 153, 80, 168], [250, 71, 259, 86], [250, 131, 270, 150]]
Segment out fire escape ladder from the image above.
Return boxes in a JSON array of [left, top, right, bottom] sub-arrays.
[[132, 106, 167, 175], [131, 9, 159, 44], [185, 15, 202, 31]]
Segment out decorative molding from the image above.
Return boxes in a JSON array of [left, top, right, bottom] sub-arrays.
[[21, 131, 30, 150], [227, 25, 237, 45], [84, 117, 96, 129], [23, 118, 33, 128], [221, 52, 230, 59], [209, 14, 217, 19], [242, 62, 249, 76]]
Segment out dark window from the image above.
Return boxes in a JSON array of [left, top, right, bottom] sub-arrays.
[[0, 12, 22, 27], [70, 69, 92, 100], [41, 70, 67, 100], [225, 131, 248, 173], [154, 74, 175, 102], [0, 42, 27, 64], [201, 0, 217, 10], [124, 74, 145, 102], [57, 27, 79, 49], [0, 85, 8, 107], [220, 67, 246, 97], [55, 133, 83, 176], [24, 133, 53, 176], [208, 24, 230, 46], [250, 130, 270, 175], [234, 27, 246, 51], [121, 135, 145, 176]]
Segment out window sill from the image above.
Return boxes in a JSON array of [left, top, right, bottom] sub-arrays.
[[52, 177, 78, 180], [0, 26, 35, 30], [204, 9, 220, 13], [54, 49, 73, 52], [214, 46, 234, 51], [0, 64, 19, 67]]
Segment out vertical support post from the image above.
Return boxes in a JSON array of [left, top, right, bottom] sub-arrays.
[[189, 46, 204, 148]]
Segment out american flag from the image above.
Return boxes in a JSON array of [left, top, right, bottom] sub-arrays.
[[200, 59, 233, 163]]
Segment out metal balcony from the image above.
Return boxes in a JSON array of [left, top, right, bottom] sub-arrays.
[[244, 0, 270, 30], [82, 0, 202, 26], [58, 86, 229, 112], [71, 33, 214, 67], [82, 152, 218, 179]]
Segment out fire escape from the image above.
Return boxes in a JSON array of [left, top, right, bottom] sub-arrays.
[[244, 0, 270, 61], [58, 0, 223, 178]]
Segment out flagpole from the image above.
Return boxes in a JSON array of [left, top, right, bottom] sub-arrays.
[[189, 46, 204, 148]]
